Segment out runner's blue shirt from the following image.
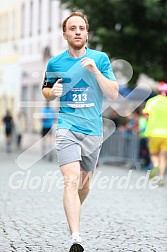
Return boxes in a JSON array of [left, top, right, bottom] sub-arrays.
[[46, 48, 116, 135]]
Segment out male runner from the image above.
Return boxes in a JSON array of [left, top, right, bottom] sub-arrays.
[[42, 12, 118, 251]]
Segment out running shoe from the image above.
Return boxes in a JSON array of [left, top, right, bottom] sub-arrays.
[[149, 166, 159, 179], [69, 243, 84, 252], [158, 178, 165, 187]]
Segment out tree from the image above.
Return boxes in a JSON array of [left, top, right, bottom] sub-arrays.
[[59, 0, 167, 86]]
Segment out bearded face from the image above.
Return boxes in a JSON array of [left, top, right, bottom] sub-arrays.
[[63, 16, 88, 50]]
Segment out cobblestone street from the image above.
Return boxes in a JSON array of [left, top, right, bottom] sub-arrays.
[[0, 147, 167, 252]]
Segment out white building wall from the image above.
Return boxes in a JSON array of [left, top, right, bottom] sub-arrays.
[[0, 0, 70, 132], [19, 0, 69, 132], [0, 0, 21, 126]]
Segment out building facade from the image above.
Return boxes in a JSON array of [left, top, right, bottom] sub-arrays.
[[0, 0, 21, 130], [0, 0, 69, 132]]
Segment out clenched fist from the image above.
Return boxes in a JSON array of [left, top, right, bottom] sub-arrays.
[[81, 57, 100, 75], [51, 78, 63, 97]]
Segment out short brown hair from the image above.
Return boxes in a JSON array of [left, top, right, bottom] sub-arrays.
[[62, 12, 89, 32]]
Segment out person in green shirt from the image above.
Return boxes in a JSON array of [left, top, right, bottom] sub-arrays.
[[143, 81, 167, 186]]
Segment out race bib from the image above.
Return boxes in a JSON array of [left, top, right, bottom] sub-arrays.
[[66, 86, 94, 108]]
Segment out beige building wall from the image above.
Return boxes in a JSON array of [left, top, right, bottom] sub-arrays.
[[0, 0, 21, 131], [0, 0, 69, 132], [19, 0, 69, 132]]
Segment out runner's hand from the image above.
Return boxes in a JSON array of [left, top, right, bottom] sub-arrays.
[[81, 57, 100, 75], [51, 79, 63, 97]]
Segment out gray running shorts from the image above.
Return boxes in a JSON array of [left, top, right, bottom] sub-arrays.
[[55, 128, 103, 172]]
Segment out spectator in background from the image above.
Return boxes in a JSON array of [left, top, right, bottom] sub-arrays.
[[15, 111, 26, 150], [138, 108, 151, 169], [143, 81, 167, 186], [125, 110, 140, 135], [123, 110, 140, 162], [41, 101, 56, 161], [2, 110, 14, 152]]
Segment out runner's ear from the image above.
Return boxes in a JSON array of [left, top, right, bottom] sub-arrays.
[[63, 32, 67, 40]]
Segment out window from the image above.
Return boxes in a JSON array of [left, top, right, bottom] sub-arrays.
[[12, 10, 15, 40], [48, 0, 52, 32], [21, 3, 25, 38], [29, 1, 33, 36], [38, 0, 42, 34], [21, 86, 28, 101], [32, 84, 40, 101], [21, 86, 29, 119]]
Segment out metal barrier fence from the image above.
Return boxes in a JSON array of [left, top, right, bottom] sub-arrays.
[[99, 129, 141, 169]]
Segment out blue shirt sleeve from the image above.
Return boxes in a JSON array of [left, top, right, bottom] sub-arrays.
[[46, 59, 57, 84], [100, 53, 116, 81]]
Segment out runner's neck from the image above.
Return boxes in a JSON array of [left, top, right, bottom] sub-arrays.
[[68, 47, 87, 58]]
